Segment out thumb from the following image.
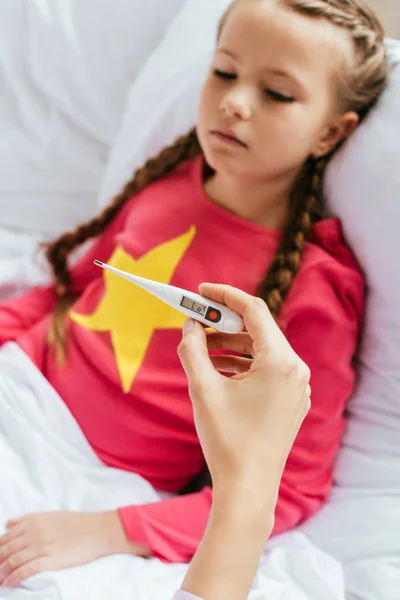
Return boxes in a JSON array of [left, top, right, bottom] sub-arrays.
[[178, 319, 216, 387]]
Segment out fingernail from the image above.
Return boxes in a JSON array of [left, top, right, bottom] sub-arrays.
[[182, 318, 194, 336]]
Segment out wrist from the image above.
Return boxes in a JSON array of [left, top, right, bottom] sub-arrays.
[[211, 484, 276, 539], [182, 488, 273, 600], [214, 472, 279, 509], [101, 510, 151, 557]]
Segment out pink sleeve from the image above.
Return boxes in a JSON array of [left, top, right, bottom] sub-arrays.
[[0, 198, 134, 346], [0, 286, 57, 346], [272, 258, 364, 534], [173, 593, 203, 600], [119, 487, 212, 563]]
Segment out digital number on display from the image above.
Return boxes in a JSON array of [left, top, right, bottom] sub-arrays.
[[180, 296, 207, 316]]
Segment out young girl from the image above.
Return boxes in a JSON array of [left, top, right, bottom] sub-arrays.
[[0, 0, 389, 588]]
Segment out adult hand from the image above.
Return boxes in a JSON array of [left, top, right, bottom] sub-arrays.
[[177, 283, 311, 501]]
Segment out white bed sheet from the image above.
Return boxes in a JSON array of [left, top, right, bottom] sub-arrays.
[[0, 225, 50, 304], [0, 342, 346, 600]]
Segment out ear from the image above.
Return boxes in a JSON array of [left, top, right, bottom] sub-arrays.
[[312, 111, 359, 158]]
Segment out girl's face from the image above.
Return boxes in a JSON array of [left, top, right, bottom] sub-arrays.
[[197, 0, 358, 183]]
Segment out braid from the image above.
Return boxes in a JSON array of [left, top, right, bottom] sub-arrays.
[[217, 0, 388, 324], [46, 129, 201, 363], [181, 0, 389, 497], [286, 0, 388, 117], [290, 0, 385, 46], [179, 157, 329, 496], [258, 156, 327, 319], [256, 0, 388, 320]]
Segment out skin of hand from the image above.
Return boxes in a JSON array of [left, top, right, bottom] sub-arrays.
[[177, 282, 311, 600], [0, 511, 149, 589]]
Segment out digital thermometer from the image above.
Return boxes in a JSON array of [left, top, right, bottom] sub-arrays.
[[94, 260, 244, 334]]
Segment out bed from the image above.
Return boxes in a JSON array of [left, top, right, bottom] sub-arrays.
[[0, 2, 399, 599]]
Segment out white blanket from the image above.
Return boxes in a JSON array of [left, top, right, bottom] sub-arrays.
[[0, 342, 346, 600]]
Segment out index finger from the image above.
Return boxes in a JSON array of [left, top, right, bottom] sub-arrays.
[[198, 283, 288, 356]]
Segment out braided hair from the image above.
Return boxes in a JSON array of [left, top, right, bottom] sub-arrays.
[[45, 129, 201, 362], [257, 155, 327, 317], [215, 0, 389, 322], [179, 0, 389, 494], [44, 0, 389, 487]]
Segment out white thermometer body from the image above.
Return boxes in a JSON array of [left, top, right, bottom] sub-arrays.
[[94, 260, 244, 334]]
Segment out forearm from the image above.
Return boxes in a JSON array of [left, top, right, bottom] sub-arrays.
[[181, 488, 276, 600], [98, 510, 151, 557], [0, 285, 56, 344]]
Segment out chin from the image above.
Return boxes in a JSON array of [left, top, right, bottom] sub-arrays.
[[203, 146, 253, 181], [197, 126, 256, 180]]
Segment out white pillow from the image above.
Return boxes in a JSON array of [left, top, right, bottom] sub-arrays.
[[97, 2, 400, 597], [97, 0, 231, 209], [299, 40, 400, 600], [325, 39, 400, 491], [0, 0, 186, 236]]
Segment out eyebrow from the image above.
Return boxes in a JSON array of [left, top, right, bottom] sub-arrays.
[[216, 48, 306, 93]]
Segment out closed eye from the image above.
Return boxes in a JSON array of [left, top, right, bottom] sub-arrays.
[[266, 90, 294, 103], [213, 69, 295, 103], [213, 69, 236, 80]]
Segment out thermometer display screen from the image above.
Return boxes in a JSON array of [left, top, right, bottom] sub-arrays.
[[180, 296, 207, 316]]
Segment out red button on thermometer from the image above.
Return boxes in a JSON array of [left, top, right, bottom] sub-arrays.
[[94, 260, 244, 334]]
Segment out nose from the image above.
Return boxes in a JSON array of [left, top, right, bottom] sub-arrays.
[[220, 89, 252, 120]]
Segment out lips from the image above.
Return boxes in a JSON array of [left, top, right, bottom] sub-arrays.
[[210, 128, 248, 148]]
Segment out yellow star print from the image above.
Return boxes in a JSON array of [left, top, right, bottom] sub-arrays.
[[70, 226, 196, 393]]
